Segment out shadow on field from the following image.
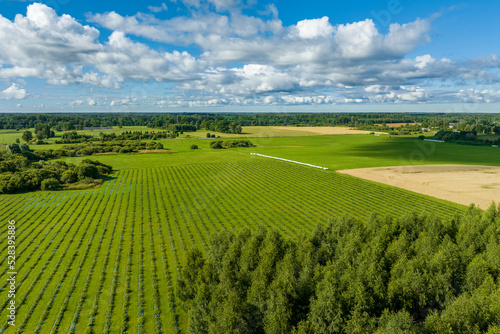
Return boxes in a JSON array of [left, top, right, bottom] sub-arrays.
[[343, 137, 500, 166]]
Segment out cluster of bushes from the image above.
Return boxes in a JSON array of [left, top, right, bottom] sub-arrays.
[[54, 130, 177, 144], [55, 131, 94, 144], [434, 130, 500, 146], [101, 130, 175, 141], [35, 140, 166, 159], [210, 140, 254, 149], [0, 157, 112, 194], [179, 206, 500, 333]]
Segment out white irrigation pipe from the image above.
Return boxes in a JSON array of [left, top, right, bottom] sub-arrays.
[[250, 153, 328, 170]]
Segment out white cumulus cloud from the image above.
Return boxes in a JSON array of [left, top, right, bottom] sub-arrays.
[[0, 84, 27, 99]]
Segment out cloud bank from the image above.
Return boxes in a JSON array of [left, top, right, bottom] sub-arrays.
[[0, 2, 499, 109]]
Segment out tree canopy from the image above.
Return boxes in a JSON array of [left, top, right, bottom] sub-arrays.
[[178, 206, 500, 334]]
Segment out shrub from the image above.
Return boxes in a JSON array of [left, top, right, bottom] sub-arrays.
[[210, 141, 224, 149], [6, 143, 21, 155], [119, 147, 131, 154], [190, 144, 198, 150], [41, 178, 60, 191], [80, 177, 95, 184], [155, 143, 164, 149], [77, 164, 99, 180], [61, 170, 78, 184]]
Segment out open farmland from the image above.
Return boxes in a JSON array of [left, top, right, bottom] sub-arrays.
[[338, 164, 500, 209], [0, 159, 465, 333]]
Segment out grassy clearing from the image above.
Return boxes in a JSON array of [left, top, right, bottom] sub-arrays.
[[47, 134, 500, 171]]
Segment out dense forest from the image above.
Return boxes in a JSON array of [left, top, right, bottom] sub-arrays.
[[178, 206, 500, 334], [2, 112, 500, 133]]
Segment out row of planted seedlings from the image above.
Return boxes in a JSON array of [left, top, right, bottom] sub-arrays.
[[184, 164, 272, 234], [2, 189, 101, 332], [0, 193, 85, 290], [0, 193, 42, 225], [184, 163, 275, 234], [192, 163, 298, 236], [168, 164, 249, 235], [166, 166, 212, 251], [328, 172, 464, 218], [170, 165, 224, 252], [77, 172, 129, 334], [142, 168, 179, 333], [330, 173, 420, 218], [60, 172, 128, 334], [253, 161, 366, 223], [256, 162, 352, 220], [119, 171, 139, 333], [136, 168, 148, 334], [43, 188, 112, 332], [150, 168, 182, 333], [0, 190, 94, 326], [0, 191, 80, 312], [0, 193, 31, 220], [263, 161, 379, 221], [30, 188, 113, 332], [155, 167, 188, 269], [101, 170, 137, 334], [224, 162, 318, 233], [255, 159, 390, 221], [212, 161, 308, 234], [144, 169, 163, 333], [160, 167, 195, 255], [168, 165, 232, 236], [0, 192, 72, 285], [0, 192, 61, 243]]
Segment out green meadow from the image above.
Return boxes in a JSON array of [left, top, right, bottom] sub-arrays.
[[40, 132, 500, 171], [0, 126, 496, 333]]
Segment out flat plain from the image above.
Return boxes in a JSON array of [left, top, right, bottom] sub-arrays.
[[1, 126, 497, 333], [338, 164, 500, 209]]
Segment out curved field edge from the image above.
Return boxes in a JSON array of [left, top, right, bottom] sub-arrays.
[[0, 160, 466, 333], [337, 164, 500, 209]]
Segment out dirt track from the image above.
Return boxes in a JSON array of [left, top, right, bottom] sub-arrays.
[[337, 164, 500, 209]]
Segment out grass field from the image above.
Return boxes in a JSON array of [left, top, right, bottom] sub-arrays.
[[2, 127, 498, 333], [44, 134, 500, 171], [0, 126, 371, 146], [0, 158, 466, 333]]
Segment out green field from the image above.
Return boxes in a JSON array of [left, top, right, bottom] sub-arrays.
[[0, 157, 466, 333], [2, 129, 497, 333], [45, 133, 500, 171]]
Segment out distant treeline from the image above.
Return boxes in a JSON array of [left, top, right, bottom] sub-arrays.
[[3, 112, 500, 134], [55, 130, 175, 144], [178, 206, 500, 334]]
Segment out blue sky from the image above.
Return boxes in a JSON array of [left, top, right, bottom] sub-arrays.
[[0, 0, 499, 112]]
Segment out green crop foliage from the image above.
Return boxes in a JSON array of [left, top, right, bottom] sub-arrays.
[[0, 157, 467, 333]]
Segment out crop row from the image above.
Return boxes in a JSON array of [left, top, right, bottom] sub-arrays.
[[0, 160, 465, 333]]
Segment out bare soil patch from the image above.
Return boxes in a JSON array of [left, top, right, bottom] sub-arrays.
[[337, 164, 500, 209]]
